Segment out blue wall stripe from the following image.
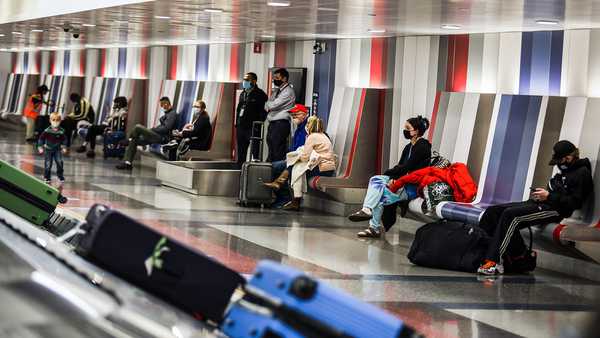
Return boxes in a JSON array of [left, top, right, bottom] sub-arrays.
[[100, 78, 117, 123], [529, 32, 552, 95], [313, 39, 336, 125], [177, 81, 197, 128], [63, 51, 70, 75], [549, 30, 564, 95], [195, 45, 210, 81], [519, 33, 533, 95], [118, 48, 127, 78], [23, 53, 28, 73]]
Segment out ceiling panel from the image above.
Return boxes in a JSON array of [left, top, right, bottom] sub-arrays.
[[0, 0, 598, 50]]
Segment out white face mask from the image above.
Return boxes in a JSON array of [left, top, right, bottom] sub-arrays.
[[51, 121, 60, 128], [192, 107, 201, 115]]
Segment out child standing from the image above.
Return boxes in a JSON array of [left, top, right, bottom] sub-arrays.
[[38, 112, 67, 184]]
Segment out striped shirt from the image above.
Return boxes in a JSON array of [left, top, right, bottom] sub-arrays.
[[38, 127, 66, 151]]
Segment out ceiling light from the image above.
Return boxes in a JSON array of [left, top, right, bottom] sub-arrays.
[[536, 19, 559, 25], [11, 31, 22, 35], [154, 15, 171, 20], [267, 1, 290, 7], [317, 7, 338, 11], [82, 23, 96, 27], [441, 24, 461, 30], [368, 29, 386, 33], [261, 34, 275, 38], [31, 29, 44, 33], [0, 34, 4, 37], [204, 8, 224, 13]]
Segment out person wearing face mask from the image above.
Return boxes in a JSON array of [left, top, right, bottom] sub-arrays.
[[37, 112, 67, 184], [348, 115, 432, 238], [477, 140, 593, 275], [264, 68, 296, 162], [236, 72, 268, 166], [162, 100, 212, 161], [116, 97, 177, 170], [76, 96, 128, 158]]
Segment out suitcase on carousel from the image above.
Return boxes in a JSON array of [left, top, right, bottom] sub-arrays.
[[102, 131, 126, 159], [75, 204, 245, 323], [0, 159, 67, 226], [223, 260, 418, 338], [239, 161, 273, 207]]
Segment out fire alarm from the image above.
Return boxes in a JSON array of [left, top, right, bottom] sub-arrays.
[[253, 42, 262, 54]]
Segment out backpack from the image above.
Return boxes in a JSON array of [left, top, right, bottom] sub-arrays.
[[408, 220, 490, 272]]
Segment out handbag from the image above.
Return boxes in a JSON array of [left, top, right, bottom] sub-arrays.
[[430, 151, 451, 169], [422, 182, 454, 214]]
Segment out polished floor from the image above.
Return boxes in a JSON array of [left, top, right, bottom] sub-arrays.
[[1, 130, 599, 338]]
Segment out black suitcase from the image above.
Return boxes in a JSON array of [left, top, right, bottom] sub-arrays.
[[407, 220, 490, 272], [239, 162, 273, 207], [75, 204, 245, 323]]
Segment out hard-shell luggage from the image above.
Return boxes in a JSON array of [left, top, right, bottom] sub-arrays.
[[75, 204, 245, 323], [249, 120, 264, 162], [223, 260, 418, 338], [0, 159, 67, 226], [103, 131, 126, 159], [239, 162, 273, 207], [407, 219, 490, 272]]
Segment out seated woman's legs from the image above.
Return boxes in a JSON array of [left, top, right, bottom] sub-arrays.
[[263, 160, 290, 191], [357, 187, 412, 238], [349, 175, 390, 221], [283, 167, 334, 211]]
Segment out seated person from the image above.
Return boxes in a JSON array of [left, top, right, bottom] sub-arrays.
[[477, 140, 593, 275], [76, 96, 128, 158], [264, 104, 310, 208], [265, 117, 336, 211], [61, 93, 95, 154], [348, 116, 431, 238], [162, 100, 211, 161], [116, 97, 177, 170]]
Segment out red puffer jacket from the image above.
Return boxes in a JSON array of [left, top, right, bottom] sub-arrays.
[[388, 163, 478, 203]]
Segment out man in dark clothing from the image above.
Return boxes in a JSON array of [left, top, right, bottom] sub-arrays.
[[116, 97, 177, 170], [236, 72, 268, 166], [61, 93, 95, 152], [163, 100, 212, 161], [478, 140, 594, 275]]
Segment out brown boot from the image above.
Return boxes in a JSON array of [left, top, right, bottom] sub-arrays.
[[263, 169, 289, 191], [282, 198, 301, 211]]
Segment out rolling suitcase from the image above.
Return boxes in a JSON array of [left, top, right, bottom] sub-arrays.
[[239, 162, 273, 207], [103, 131, 126, 159], [75, 204, 245, 324], [223, 260, 419, 338], [0, 159, 67, 226]]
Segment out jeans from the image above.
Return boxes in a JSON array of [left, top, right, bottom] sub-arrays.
[[123, 124, 164, 163], [44, 149, 64, 181], [362, 175, 415, 231]]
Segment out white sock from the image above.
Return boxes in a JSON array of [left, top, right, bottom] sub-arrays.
[[125, 161, 131, 165], [361, 207, 372, 216]]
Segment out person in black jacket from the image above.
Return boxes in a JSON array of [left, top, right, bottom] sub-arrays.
[[162, 100, 212, 161], [116, 97, 177, 170], [61, 93, 95, 152], [236, 72, 268, 166], [478, 140, 594, 275], [349, 116, 432, 238]]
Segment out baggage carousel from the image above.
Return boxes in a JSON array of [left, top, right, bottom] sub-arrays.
[[157, 161, 240, 197]]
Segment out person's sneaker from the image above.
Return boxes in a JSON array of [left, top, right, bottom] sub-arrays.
[[116, 162, 133, 170], [477, 260, 504, 275], [357, 227, 383, 238], [44, 179, 51, 185], [348, 209, 372, 222], [75, 145, 87, 153], [86, 150, 95, 158]]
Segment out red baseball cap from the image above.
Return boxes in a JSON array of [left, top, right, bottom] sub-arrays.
[[289, 104, 308, 113]]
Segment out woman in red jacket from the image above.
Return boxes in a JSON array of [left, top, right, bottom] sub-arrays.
[[349, 116, 431, 238]]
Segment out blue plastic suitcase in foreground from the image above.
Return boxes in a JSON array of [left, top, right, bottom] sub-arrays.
[[222, 260, 420, 338]]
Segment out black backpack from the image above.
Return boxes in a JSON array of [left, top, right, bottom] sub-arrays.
[[408, 220, 490, 273]]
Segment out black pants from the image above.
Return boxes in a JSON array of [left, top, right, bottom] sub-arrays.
[[86, 124, 108, 150], [266, 119, 290, 162], [60, 117, 79, 147], [382, 203, 399, 232], [479, 201, 562, 263], [236, 125, 261, 165]]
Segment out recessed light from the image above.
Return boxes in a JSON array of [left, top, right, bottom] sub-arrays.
[[267, 1, 290, 7], [0, 34, 4, 37], [317, 7, 338, 11], [11, 31, 22, 35], [536, 19, 559, 25], [31, 29, 44, 33], [441, 24, 461, 30], [368, 28, 386, 33], [82, 23, 96, 27], [204, 8, 224, 13], [154, 15, 171, 20], [261, 34, 275, 38]]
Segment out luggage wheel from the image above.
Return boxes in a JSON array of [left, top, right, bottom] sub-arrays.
[[58, 195, 68, 204]]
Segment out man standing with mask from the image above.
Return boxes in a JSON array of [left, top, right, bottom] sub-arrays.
[[236, 72, 268, 166], [477, 140, 594, 275], [264, 68, 296, 162]]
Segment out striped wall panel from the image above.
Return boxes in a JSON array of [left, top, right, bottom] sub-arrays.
[[12, 52, 41, 74], [243, 42, 275, 92], [273, 40, 315, 105], [519, 31, 563, 95]]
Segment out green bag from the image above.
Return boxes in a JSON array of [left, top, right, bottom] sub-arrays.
[[0, 159, 67, 226]]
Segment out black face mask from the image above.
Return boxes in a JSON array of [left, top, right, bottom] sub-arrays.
[[403, 130, 413, 139], [273, 79, 283, 87]]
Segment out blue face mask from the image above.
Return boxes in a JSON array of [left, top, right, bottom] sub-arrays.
[[242, 80, 252, 90]]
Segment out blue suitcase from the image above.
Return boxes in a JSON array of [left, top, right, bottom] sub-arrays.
[[222, 260, 419, 338], [103, 131, 126, 159]]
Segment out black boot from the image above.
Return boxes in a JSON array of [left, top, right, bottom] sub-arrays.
[[399, 200, 410, 217]]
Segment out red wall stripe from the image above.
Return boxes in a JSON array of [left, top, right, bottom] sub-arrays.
[[427, 91, 442, 141], [369, 38, 387, 87], [229, 44, 239, 81], [49, 51, 56, 75], [274, 41, 287, 67], [376, 90, 386, 174], [169, 46, 178, 80], [140, 47, 148, 78], [100, 49, 106, 77], [344, 89, 367, 178], [446, 35, 469, 92], [80, 50, 86, 76], [11, 53, 16, 73]]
